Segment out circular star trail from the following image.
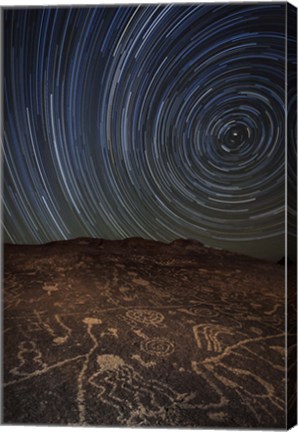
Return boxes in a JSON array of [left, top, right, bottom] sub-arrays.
[[4, 3, 286, 255]]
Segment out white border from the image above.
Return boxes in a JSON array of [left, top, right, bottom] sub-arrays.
[[0, 0, 294, 5], [0, 1, 297, 432]]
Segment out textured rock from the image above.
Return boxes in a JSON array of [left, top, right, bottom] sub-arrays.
[[3, 238, 292, 427]]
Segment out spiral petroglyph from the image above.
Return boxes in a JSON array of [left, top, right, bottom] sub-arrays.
[[126, 309, 164, 326], [140, 337, 175, 357]]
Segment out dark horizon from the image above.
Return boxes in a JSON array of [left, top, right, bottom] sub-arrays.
[[3, 234, 288, 263]]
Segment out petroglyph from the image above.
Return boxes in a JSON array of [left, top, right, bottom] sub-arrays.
[[191, 333, 286, 423], [88, 354, 220, 425], [42, 283, 59, 296], [193, 324, 245, 353], [126, 309, 164, 326], [10, 340, 47, 376], [140, 337, 174, 357], [208, 411, 227, 421], [132, 278, 150, 287], [131, 354, 157, 368], [77, 317, 103, 424]]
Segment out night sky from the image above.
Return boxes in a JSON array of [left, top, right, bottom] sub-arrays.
[[4, 3, 289, 260]]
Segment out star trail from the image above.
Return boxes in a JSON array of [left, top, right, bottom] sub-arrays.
[[3, 3, 287, 259]]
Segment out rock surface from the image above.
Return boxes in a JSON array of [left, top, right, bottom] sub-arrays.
[[3, 237, 293, 427]]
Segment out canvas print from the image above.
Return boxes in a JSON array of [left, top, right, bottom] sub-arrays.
[[2, 1, 297, 428]]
